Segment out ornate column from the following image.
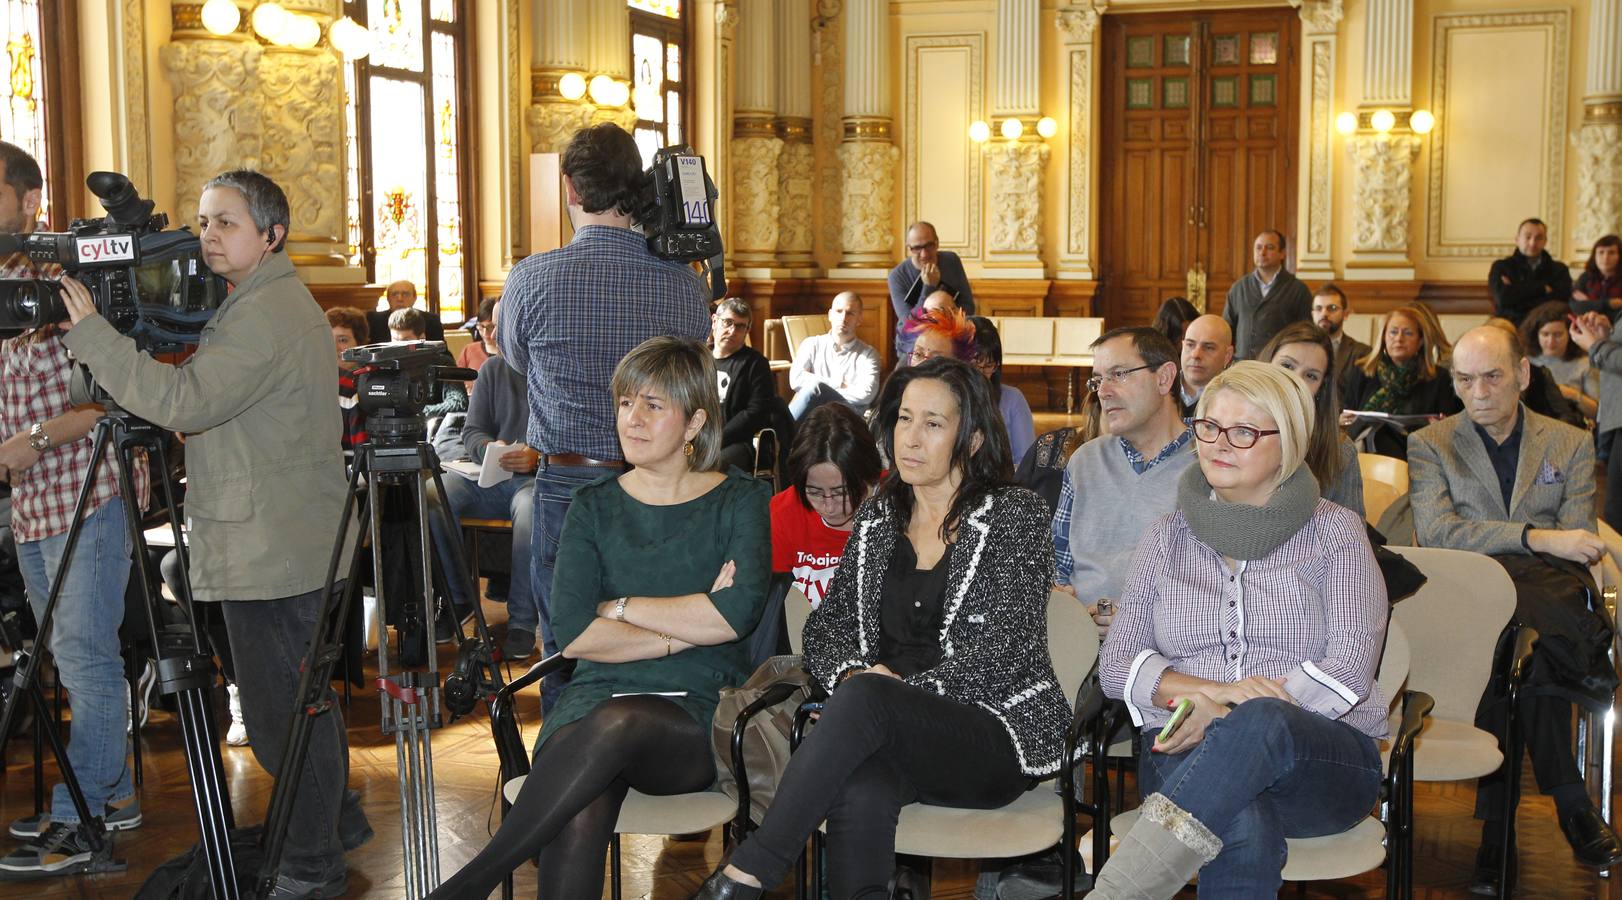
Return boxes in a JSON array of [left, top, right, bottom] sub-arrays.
[[1292, 0, 1342, 281], [775, 0, 816, 272], [983, 0, 1048, 275], [1572, 0, 1622, 258], [528, 0, 595, 153], [731, 0, 782, 268], [1055, 5, 1099, 280], [836, 0, 898, 269], [1344, 0, 1419, 280], [585, 0, 637, 130], [162, 3, 264, 219], [255, 1, 349, 271]]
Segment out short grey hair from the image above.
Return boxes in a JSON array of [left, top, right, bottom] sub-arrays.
[[202, 170, 291, 251], [715, 297, 752, 323]]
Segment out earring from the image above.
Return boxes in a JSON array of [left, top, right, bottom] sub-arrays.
[[683, 440, 695, 457]]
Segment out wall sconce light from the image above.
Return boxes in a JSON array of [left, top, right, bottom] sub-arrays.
[[558, 72, 588, 101], [250, 2, 289, 42], [968, 120, 991, 143], [329, 15, 372, 59], [1409, 109, 1436, 134], [1036, 116, 1058, 139], [1000, 118, 1024, 140], [1370, 109, 1396, 134], [201, 0, 241, 35], [286, 14, 321, 49], [589, 75, 630, 107], [1335, 112, 1357, 135]]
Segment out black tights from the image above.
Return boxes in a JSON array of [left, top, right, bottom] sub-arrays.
[[429, 695, 715, 899]]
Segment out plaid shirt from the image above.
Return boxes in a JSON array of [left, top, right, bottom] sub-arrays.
[[498, 225, 709, 460], [1052, 428, 1192, 584], [0, 328, 148, 543], [1099, 501, 1390, 740], [337, 368, 367, 451]]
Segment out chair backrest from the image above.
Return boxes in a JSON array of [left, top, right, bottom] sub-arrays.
[[1435, 314, 1484, 348], [444, 328, 474, 359], [1358, 452, 1410, 494], [1048, 589, 1100, 702], [1376, 618, 1410, 708], [1056, 317, 1105, 360], [781, 315, 830, 363], [1344, 312, 1380, 346], [785, 586, 812, 656], [1387, 546, 1516, 721], [1599, 520, 1622, 591], [1361, 479, 1402, 528], [1000, 317, 1058, 361]]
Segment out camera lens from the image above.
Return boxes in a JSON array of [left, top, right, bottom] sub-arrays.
[[0, 280, 65, 330]]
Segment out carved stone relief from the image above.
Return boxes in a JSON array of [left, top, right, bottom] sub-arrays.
[[1347, 134, 1420, 253], [814, 6, 845, 268], [257, 49, 344, 243], [985, 141, 1049, 255], [527, 101, 597, 154], [160, 40, 263, 215], [1055, 5, 1099, 43], [1572, 120, 1622, 256], [1305, 40, 1332, 257], [1292, 0, 1345, 35], [730, 134, 785, 260], [777, 140, 816, 266], [838, 139, 899, 264]]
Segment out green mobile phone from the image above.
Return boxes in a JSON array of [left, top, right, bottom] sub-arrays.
[[1156, 698, 1195, 744]]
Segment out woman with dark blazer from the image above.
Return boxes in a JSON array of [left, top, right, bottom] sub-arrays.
[[694, 357, 1070, 900], [1339, 305, 1461, 459]]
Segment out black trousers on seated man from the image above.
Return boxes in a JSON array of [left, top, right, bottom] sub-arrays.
[[1475, 554, 1618, 824]]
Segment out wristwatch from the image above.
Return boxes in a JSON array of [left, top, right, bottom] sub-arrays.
[[26, 423, 49, 452]]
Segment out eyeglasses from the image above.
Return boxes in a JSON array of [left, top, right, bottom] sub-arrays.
[[713, 316, 748, 333], [1085, 364, 1153, 392], [804, 486, 849, 503], [907, 241, 939, 253], [910, 346, 945, 364], [1191, 418, 1281, 449]]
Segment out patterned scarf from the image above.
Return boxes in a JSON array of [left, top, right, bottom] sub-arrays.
[[1364, 354, 1419, 413]]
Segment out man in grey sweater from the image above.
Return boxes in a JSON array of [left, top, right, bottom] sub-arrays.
[[1051, 327, 1195, 633], [1222, 229, 1314, 360]]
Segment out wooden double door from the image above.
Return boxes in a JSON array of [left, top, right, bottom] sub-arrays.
[[1098, 9, 1299, 328]]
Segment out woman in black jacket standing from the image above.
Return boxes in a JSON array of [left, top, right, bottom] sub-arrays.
[[693, 357, 1069, 900]]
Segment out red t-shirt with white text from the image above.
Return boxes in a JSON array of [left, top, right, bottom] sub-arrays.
[[770, 487, 853, 610]]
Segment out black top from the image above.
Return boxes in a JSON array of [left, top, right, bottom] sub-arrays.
[[1340, 362, 1464, 459], [876, 536, 953, 676], [1471, 412, 1525, 512], [366, 309, 446, 344], [714, 346, 777, 445], [1488, 250, 1573, 324]]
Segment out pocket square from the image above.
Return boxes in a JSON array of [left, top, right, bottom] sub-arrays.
[[1534, 460, 1566, 485], [966, 614, 986, 624]]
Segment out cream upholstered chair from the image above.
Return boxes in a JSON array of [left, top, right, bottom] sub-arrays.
[[1097, 621, 1431, 897], [1358, 452, 1409, 495], [800, 590, 1101, 899], [785, 586, 812, 655], [1578, 521, 1622, 859]]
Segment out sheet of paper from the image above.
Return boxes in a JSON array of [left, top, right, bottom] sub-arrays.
[[478, 441, 516, 488], [443, 460, 481, 481]]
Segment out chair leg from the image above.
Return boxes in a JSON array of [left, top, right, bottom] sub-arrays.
[[611, 834, 622, 900], [127, 654, 143, 787], [1500, 713, 1525, 897]]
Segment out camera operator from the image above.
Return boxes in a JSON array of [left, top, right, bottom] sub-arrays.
[[499, 123, 709, 712], [0, 141, 147, 877], [56, 170, 369, 898]]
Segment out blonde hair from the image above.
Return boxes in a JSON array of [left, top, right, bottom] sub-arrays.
[[1357, 305, 1445, 379], [609, 337, 724, 471], [1196, 360, 1315, 492]]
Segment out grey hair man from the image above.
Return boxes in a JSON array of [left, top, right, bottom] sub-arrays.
[[888, 221, 975, 361]]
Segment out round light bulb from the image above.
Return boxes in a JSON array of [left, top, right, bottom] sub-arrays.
[[1000, 118, 1024, 140], [1335, 111, 1358, 135], [287, 14, 321, 49], [558, 72, 587, 101], [610, 80, 631, 107], [329, 16, 372, 59], [251, 2, 290, 42], [1036, 116, 1058, 139], [1370, 109, 1396, 134], [1410, 109, 1436, 135], [968, 120, 991, 143], [201, 0, 240, 36], [588, 75, 620, 106]]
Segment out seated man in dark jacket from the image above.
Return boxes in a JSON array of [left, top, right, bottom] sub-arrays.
[[1490, 218, 1573, 325], [710, 298, 777, 472]]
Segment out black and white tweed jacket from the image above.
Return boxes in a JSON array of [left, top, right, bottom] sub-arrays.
[[802, 485, 1071, 776]]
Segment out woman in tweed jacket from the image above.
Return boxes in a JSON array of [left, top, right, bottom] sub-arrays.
[[694, 357, 1070, 900]]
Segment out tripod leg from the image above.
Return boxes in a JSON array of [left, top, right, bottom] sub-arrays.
[[424, 459, 501, 652]]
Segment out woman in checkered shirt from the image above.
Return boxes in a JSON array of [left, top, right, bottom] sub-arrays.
[[1093, 361, 1390, 898]]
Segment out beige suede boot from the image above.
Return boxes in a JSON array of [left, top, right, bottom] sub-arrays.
[[1089, 793, 1223, 899]]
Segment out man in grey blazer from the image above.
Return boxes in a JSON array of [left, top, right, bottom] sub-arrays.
[[1222, 229, 1313, 360], [1409, 326, 1622, 891]]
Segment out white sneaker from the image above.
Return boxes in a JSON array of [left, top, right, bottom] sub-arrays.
[[225, 683, 248, 746]]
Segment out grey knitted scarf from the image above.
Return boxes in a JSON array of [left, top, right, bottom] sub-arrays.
[[1177, 463, 1321, 561]]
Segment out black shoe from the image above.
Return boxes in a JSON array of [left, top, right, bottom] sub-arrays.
[[1560, 804, 1622, 868], [996, 845, 1094, 897], [434, 610, 457, 645], [689, 869, 763, 899], [1470, 835, 1517, 896]]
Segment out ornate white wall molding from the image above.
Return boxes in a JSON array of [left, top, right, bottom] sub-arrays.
[[1295, 1, 1339, 279], [838, 139, 899, 267], [813, 2, 844, 268], [1055, 4, 1099, 44], [1572, 115, 1622, 255], [1361, 0, 1413, 108], [903, 34, 983, 261], [257, 48, 345, 251], [730, 129, 785, 265], [776, 125, 816, 269], [1056, 4, 1098, 279], [160, 39, 263, 219], [527, 101, 597, 153], [994, 0, 1040, 117], [1291, 0, 1344, 36], [984, 141, 1049, 262], [1347, 133, 1420, 255]]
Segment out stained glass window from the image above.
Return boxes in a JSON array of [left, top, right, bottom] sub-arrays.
[[0, 0, 49, 225], [343, 0, 471, 321], [629, 1, 687, 167]]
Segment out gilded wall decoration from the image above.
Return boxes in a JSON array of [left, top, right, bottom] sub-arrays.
[[258, 49, 345, 242], [1306, 40, 1332, 257], [838, 140, 899, 263], [526, 101, 597, 154], [1348, 134, 1420, 253], [1572, 120, 1622, 255], [730, 134, 785, 259], [985, 141, 1049, 255], [160, 40, 264, 215], [813, 5, 844, 268], [1292, 0, 1344, 36], [777, 139, 816, 265]]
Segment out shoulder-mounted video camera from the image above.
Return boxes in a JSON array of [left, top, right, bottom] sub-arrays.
[[0, 172, 227, 351], [641, 146, 727, 301]]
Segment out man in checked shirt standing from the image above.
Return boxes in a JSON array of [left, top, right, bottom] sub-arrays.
[[499, 124, 708, 711], [0, 142, 148, 875]]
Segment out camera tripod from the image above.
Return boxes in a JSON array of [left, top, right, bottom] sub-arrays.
[[0, 411, 237, 895], [254, 415, 526, 899]]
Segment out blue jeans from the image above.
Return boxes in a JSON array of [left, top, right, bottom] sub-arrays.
[[17, 496, 135, 825], [532, 463, 610, 715], [428, 473, 536, 632], [788, 381, 843, 420], [1136, 698, 1382, 898]]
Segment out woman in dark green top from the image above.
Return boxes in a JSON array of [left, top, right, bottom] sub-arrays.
[[432, 337, 769, 899]]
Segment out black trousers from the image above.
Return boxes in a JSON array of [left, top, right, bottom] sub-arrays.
[[728, 674, 1032, 900]]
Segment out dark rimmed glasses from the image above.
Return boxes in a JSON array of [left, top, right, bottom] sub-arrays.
[[1191, 418, 1280, 449]]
